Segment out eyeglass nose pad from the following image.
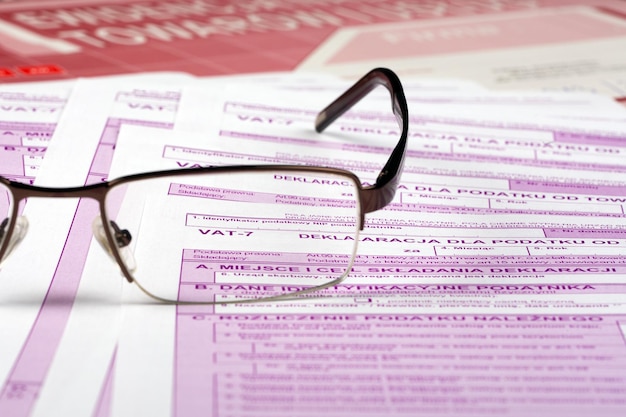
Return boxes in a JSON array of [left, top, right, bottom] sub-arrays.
[[0, 216, 29, 264], [92, 217, 137, 273]]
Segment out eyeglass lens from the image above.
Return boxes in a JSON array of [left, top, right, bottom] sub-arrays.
[[103, 168, 362, 303]]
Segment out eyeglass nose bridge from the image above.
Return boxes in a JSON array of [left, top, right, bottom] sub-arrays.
[[2, 181, 136, 276]]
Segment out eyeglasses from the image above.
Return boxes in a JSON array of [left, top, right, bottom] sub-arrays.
[[0, 68, 408, 304]]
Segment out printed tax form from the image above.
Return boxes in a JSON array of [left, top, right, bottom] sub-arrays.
[[108, 82, 626, 416], [0, 74, 190, 417], [1, 74, 625, 416]]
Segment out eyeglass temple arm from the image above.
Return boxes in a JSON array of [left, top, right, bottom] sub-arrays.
[[315, 67, 409, 215]]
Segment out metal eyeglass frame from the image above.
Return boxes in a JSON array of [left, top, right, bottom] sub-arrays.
[[0, 67, 409, 303]]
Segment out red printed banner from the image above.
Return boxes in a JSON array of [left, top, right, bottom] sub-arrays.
[[0, 0, 623, 80]]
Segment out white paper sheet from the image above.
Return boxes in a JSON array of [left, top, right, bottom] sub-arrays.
[[0, 84, 72, 416], [0, 72, 199, 417], [297, 6, 626, 99], [24, 72, 350, 417], [3, 70, 625, 416], [106, 77, 626, 416], [0, 76, 190, 417]]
